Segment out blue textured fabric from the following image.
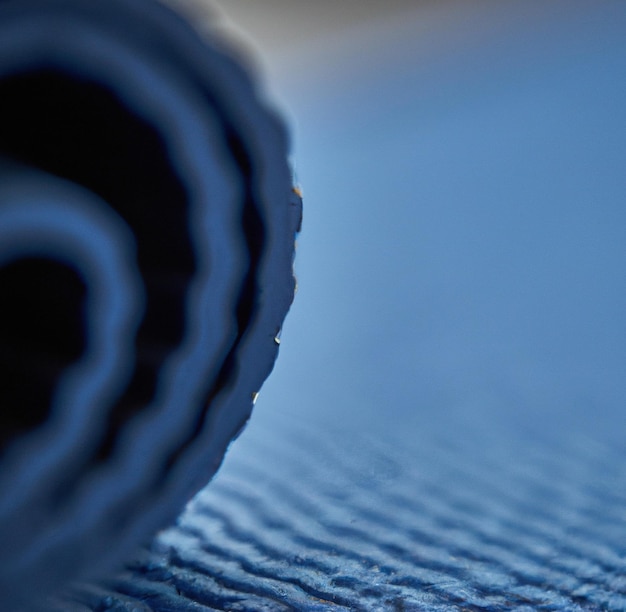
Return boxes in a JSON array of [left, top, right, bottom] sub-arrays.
[[61, 408, 626, 611]]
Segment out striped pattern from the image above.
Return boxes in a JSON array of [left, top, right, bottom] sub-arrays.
[[59, 413, 626, 611], [0, 1, 300, 609]]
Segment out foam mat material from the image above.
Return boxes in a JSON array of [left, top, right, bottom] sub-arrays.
[[61, 408, 626, 611]]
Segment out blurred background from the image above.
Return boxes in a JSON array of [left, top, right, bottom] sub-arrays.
[[157, 2, 626, 609], [207, 0, 626, 451]]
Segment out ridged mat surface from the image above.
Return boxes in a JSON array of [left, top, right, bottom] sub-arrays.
[[58, 407, 626, 612]]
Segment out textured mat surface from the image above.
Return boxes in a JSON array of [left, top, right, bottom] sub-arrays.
[[58, 405, 626, 612]]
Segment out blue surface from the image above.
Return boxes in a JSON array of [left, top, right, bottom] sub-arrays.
[[66, 412, 626, 610], [61, 3, 626, 610]]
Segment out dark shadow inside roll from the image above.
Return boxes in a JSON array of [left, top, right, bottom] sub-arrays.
[[0, 68, 195, 461], [0, 257, 86, 453]]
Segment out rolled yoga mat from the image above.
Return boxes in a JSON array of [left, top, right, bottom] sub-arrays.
[[0, 0, 301, 609]]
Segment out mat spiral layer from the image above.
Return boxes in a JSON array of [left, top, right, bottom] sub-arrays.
[[0, 1, 300, 609]]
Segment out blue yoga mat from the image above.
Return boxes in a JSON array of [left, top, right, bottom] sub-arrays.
[[79, 3, 626, 610], [3, 2, 626, 610]]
